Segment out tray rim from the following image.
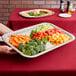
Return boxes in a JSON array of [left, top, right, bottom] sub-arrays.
[[19, 9, 55, 18], [2, 22, 75, 58]]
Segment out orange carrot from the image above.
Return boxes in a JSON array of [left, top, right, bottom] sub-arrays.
[[9, 35, 31, 47]]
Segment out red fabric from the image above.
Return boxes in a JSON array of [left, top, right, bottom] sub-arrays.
[[7, 9, 76, 33], [1, 9, 76, 75]]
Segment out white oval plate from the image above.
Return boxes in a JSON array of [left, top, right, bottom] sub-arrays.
[[19, 9, 55, 18], [59, 13, 72, 18]]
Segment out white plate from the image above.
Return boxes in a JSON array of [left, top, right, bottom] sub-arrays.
[[19, 9, 55, 18], [59, 13, 72, 18], [2, 22, 75, 58]]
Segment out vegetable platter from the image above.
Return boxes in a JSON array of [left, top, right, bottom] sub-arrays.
[[2, 22, 75, 58]]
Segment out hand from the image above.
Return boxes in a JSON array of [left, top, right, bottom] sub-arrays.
[[0, 45, 17, 54], [0, 23, 13, 35]]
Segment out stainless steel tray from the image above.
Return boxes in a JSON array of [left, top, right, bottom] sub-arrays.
[[19, 9, 55, 18], [2, 22, 75, 58]]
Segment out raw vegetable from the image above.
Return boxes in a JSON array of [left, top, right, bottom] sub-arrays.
[[35, 24, 54, 32], [48, 32, 71, 45], [18, 39, 46, 56], [9, 35, 31, 47], [9, 24, 72, 56], [30, 31, 48, 44], [18, 42, 24, 51], [30, 30, 37, 38], [41, 36, 48, 44], [45, 28, 64, 36]]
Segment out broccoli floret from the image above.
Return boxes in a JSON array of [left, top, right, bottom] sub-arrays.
[[22, 45, 34, 56], [26, 41, 30, 44], [33, 47, 40, 53], [21, 37, 46, 56], [31, 51, 37, 55], [37, 40, 43, 45], [30, 34, 33, 38], [30, 40, 35, 42], [22, 48, 31, 56], [29, 40, 38, 46], [30, 30, 37, 38], [34, 39, 43, 45], [29, 41, 33, 45], [18, 42, 24, 51], [24, 44, 33, 50], [31, 42, 38, 47], [39, 45, 45, 52], [42, 36, 48, 44]]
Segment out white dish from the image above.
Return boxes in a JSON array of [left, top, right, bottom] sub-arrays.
[[59, 13, 72, 18], [19, 9, 55, 18], [2, 22, 75, 58]]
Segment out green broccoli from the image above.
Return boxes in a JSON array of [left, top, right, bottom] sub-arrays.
[[22, 48, 31, 56], [42, 36, 48, 44], [33, 47, 40, 53], [39, 45, 45, 52], [24, 44, 33, 50], [31, 51, 37, 55], [18, 42, 24, 51], [19, 36, 46, 56], [36, 40, 43, 45], [30, 30, 37, 38], [32, 42, 38, 46], [22, 45, 34, 55]]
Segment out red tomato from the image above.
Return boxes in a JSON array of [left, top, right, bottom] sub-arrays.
[[32, 36, 36, 40], [32, 33, 37, 36], [45, 30, 49, 34], [41, 35, 44, 39], [43, 33, 47, 37], [53, 28, 58, 31], [37, 31, 41, 35], [38, 37, 41, 40]]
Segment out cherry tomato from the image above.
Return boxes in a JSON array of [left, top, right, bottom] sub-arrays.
[[45, 30, 49, 34], [32, 33, 36, 35], [38, 37, 41, 40], [41, 35, 44, 39], [32, 36, 36, 40], [37, 31, 41, 35]]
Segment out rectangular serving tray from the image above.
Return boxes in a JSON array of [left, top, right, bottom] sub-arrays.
[[2, 22, 75, 58]]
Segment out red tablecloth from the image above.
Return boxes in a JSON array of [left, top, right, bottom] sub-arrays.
[[1, 9, 76, 76], [7, 9, 76, 33]]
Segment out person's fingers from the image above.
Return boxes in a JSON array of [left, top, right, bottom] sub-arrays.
[[6, 51, 17, 55], [7, 49, 17, 54], [8, 47, 13, 51], [0, 45, 17, 55], [6, 47, 17, 55]]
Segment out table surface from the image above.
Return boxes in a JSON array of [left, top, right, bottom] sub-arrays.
[[7, 9, 76, 34], [1, 9, 76, 73], [9, 9, 76, 21]]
